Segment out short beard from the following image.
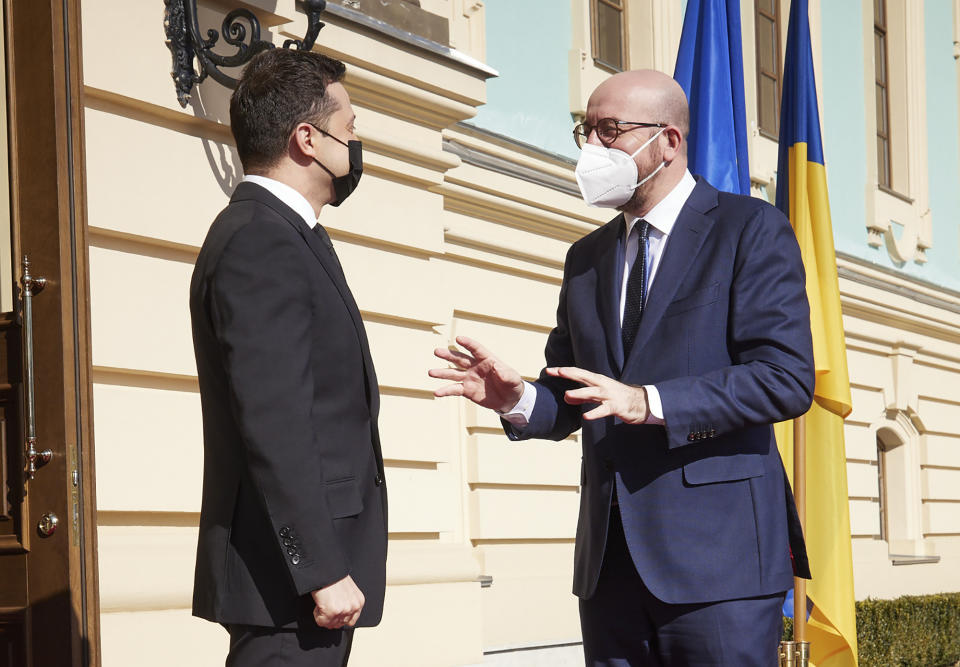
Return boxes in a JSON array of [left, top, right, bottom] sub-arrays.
[[617, 188, 643, 214], [617, 148, 665, 214]]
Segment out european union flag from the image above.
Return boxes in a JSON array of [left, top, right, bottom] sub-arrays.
[[673, 0, 751, 195]]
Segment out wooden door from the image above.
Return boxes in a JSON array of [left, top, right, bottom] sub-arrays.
[[0, 0, 99, 665]]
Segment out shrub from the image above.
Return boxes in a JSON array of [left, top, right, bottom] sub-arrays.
[[780, 593, 960, 667]]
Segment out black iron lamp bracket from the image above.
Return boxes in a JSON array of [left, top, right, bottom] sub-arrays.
[[163, 0, 328, 108]]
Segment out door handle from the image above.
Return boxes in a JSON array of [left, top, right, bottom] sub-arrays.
[[21, 255, 52, 481]]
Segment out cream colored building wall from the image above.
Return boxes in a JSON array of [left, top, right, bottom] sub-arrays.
[[81, 1, 600, 665], [838, 258, 960, 597], [741, 0, 960, 602], [80, 1, 960, 666]]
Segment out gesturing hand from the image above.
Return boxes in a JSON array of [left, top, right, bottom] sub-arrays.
[[546, 366, 649, 424], [429, 336, 525, 413], [311, 575, 365, 629]]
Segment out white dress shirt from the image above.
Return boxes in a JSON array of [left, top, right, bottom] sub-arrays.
[[502, 170, 698, 428], [243, 175, 319, 228]]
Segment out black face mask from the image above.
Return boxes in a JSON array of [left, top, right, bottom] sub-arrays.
[[310, 124, 363, 207]]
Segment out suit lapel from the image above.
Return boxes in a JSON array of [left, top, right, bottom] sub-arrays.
[[623, 180, 718, 368], [297, 222, 381, 418], [596, 215, 627, 373], [232, 183, 380, 417]]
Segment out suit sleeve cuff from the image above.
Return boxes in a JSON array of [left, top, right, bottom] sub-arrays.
[[644, 385, 665, 425], [497, 381, 537, 428]]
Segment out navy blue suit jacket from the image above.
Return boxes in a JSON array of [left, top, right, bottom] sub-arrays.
[[507, 178, 814, 605]]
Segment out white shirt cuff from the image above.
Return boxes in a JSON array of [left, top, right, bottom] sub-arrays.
[[644, 385, 665, 425], [498, 381, 537, 428]]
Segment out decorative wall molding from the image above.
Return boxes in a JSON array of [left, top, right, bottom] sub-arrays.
[[865, 0, 933, 265], [321, 1, 497, 78], [866, 205, 933, 265], [435, 181, 594, 244], [443, 138, 580, 197], [837, 251, 960, 316], [98, 532, 481, 612]]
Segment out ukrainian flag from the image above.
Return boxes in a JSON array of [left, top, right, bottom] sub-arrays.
[[774, 1, 857, 666]]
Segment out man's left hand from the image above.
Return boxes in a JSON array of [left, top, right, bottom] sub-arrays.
[[546, 366, 649, 424]]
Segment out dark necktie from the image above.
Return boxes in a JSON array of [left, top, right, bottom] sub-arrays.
[[313, 224, 343, 272], [621, 219, 650, 355]]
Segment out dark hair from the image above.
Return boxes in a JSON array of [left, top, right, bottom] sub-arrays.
[[230, 48, 346, 173]]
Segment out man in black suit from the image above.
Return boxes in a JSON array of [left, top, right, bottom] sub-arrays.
[[190, 48, 387, 666]]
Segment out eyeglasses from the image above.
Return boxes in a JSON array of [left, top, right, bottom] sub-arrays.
[[573, 118, 667, 149]]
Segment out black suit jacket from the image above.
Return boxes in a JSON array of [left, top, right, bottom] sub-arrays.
[[190, 182, 387, 630]]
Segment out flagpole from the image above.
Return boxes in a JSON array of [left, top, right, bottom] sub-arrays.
[[793, 413, 808, 646]]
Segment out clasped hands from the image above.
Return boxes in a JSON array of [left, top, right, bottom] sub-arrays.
[[430, 336, 649, 424]]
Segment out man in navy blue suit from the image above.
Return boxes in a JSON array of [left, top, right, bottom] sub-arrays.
[[431, 70, 814, 666]]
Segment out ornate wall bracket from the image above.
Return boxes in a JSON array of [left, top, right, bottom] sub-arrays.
[[163, 0, 328, 108], [867, 205, 932, 266]]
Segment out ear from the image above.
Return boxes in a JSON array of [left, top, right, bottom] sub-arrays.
[[662, 125, 683, 162], [290, 122, 319, 161]]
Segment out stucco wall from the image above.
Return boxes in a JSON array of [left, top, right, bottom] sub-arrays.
[[80, 1, 960, 666]]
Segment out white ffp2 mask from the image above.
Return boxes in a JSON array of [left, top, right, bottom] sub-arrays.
[[575, 128, 666, 208]]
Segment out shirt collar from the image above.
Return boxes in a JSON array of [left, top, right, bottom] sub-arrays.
[[624, 169, 697, 237], [242, 175, 318, 228]]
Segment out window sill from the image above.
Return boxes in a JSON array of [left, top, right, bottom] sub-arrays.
[[890, 554, 941, 566], [592, 58, 624, 74], [878, 184, 914, 204]]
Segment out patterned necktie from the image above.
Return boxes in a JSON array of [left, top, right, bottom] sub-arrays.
[[621, 219, 650, 355]]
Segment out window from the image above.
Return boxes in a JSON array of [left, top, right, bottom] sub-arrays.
[[864, 0, 932, 262], [591, 0, 627, 72], [755, 0, 782, 137], [874, 423, 938, 563], [876, 434, 888, 541], [874, 0, 892, 189]]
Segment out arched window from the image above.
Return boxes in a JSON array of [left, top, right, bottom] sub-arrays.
[[875, 423, 939, 564]]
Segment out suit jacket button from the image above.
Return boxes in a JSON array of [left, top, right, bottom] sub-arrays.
[[374, 474, 383, 486], [688, 434, 695, 442], [279, 527, 291, 538], [709, 429, 717, 437], [291, 554, 301, 565]]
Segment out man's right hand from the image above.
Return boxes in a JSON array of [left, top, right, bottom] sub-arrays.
[[311, 575, 364, 629], [430, 336, 525, 413]]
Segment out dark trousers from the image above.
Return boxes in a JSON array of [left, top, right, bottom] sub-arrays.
[[580, 507, 785, 667], [225, 624, 354, 667]]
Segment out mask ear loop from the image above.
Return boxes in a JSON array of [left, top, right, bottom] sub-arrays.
[[626, 127, 667, 189], [633, 160, 666, 189], [307, 123, 349, 178], [628, 126, 666, 159]]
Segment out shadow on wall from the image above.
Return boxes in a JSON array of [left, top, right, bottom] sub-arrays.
[[192, 84, 242, 198], [176, 0, 292, 196]]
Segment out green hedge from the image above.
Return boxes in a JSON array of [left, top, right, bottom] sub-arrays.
[[782, 593, 960, 667]]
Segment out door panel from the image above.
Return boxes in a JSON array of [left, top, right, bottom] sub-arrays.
[[0, 1, 99, 665]]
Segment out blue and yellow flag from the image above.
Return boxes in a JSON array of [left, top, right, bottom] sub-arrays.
[[774, 1, 857, 666], [674, 0, 751, 195]]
